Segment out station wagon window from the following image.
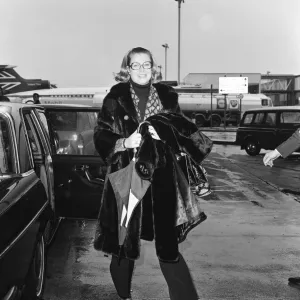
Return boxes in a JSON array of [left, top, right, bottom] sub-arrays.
[[0, 116, 15, 174], [243, 113, 254, 124], [253, 113, 265, 124], [265, 112, 276, 126], [280, 112, 300, 124], [47, 110, 98, 155]]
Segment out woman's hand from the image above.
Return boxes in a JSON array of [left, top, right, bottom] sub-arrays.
[[148, 125, 161, 140], [124, 130, 142, 148], [263, 149, 281, 167]]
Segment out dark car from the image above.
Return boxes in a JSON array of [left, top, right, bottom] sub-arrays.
[[0, 103, 55, 300], [236, 106, 300, 156], [0, 103, 105, 300]]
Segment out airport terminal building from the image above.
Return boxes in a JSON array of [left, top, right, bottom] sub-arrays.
[[181, 73, 300, 106]]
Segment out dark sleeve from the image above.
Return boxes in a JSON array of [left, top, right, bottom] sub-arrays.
[[169, 86, 182, 114], [93, 92, 124, 163], [167, 85, 182, 114], [276, 128, 300, 158], [155, 83, 182, 115]]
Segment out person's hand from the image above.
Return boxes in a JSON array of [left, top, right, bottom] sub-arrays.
[[148, 125, 161, 140], [263, 150, 281, 167], [124, 130, 142, 148]]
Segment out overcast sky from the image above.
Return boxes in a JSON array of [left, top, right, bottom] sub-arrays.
[[2, 0, 300, 88]]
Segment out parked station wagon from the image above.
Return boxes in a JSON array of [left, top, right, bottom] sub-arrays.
[[0, 103, 105, 300], [236, 106, 300, 156]]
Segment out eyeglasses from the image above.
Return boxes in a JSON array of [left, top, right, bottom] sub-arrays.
[[129, 61, 152, 70]]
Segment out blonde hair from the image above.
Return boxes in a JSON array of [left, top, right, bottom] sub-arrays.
[[114, 47, 159, 82]]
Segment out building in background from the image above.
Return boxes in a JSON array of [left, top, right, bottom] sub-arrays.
[[182, 73, 261, 94], [179, 73, 300, 106], [261, 74, 297, 106]]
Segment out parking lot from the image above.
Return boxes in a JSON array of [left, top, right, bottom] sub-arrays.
[[42, 144, 300, 300]]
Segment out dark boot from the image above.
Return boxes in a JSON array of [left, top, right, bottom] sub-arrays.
[[159, 253, 198, 300], [110, 255, 134, 299]]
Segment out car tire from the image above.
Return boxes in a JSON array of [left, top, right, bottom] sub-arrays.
[[195, 114, 206, 127], [245, 139, 261, 156], [22, 235, 46, 300]]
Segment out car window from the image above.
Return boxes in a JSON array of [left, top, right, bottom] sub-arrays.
[[253, 113, 265, 124], [261, 99, 270, 106], [24, 114, 44, 158], [18, 123, 32, 173], [0, 116, 15, 174], [264, 112, 276, 126], [243, 113, 254, 124], [47, 110, 98, 155], [280, 112, 300, 124], [37, 111, 50, 139]]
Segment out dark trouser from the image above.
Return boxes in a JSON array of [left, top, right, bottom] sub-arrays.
[[110, 253, 198, 300]]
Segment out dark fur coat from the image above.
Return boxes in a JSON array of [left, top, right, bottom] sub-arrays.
[[93, 82, 211, 262]]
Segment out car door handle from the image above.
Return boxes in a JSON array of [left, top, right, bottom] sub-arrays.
[[74, 164, 104, 185], [84, 168, 104, 185], [74, 165, 86, 172]]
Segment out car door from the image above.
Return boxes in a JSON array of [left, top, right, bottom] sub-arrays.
[[0, 109, 48, 299], [43, 107, 106, 219], [277, 110, 300, 148], [256, 111, 278, 150], [249, 112, 276, 150], [22, 108, 55, 212]]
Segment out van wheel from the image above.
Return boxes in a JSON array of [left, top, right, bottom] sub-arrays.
[[195, 115, 206, 127], [22, 235, 45, 299], [245, 139, 261, 156]]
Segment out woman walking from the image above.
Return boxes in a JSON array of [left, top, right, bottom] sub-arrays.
[[93, 47, 207, 300]]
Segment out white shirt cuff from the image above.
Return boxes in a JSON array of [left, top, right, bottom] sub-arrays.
[[274, 149, 282, 156]]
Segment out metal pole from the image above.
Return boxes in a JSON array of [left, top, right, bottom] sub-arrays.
[[210, 84, 213, 128], [157, 65, 162, 81], [178, 0, 181, 85], [240, 98, 242, 123], [162, 43, 169, 80], [165, 46, 167, 80], [224, 94, 227, 129]]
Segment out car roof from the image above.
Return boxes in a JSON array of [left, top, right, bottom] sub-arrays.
[[245, 106, 300, 112], [0, 101, 38, 109], [40, 104, 100, 110], [40, 104, 91, 108], [0, 102, 100, 119], [0, 102, 98, 109]]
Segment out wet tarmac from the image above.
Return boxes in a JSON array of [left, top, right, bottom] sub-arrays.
[[43, 145, 300, 300], [202, 129, 237, 143]]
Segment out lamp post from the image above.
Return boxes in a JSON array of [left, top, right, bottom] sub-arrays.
[[162, 43, 169, 80], [175, 0, 184, 85], [157, 65, 163, 81]]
